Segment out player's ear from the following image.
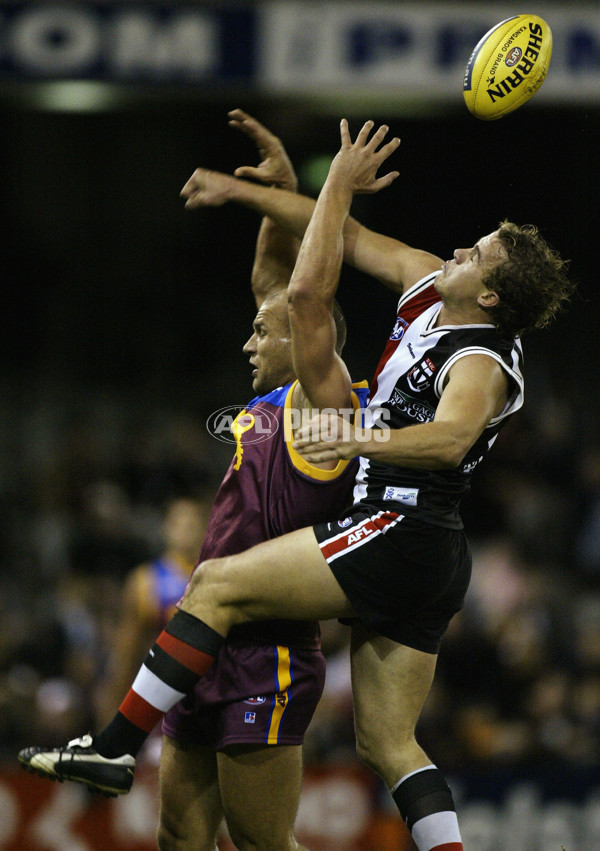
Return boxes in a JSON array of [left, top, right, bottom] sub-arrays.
[[478, 289, 499, 308]]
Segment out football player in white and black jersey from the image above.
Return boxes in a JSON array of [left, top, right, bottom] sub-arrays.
[[20, 117, 573, 851]]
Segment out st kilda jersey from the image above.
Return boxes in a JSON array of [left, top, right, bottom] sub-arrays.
[[353, 272, 524, 529]]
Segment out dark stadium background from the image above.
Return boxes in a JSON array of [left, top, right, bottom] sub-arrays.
[[1, 100, 596, 431]]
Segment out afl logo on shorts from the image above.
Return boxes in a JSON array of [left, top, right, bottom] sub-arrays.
[[390, 317, 408, 341], [505, 46, 522, 67], [338, 517, 353, 528], [244, 696, 267, 705]]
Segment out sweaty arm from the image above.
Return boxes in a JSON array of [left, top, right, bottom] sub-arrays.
[[343, 218, 443, 294], [294, 354, 510, 469], [250, 217, 301, 308], [287, 177, 358, 413], [285, 132, 362, 413], [181, 163, 442, 296], [289, 119, 438, 413]]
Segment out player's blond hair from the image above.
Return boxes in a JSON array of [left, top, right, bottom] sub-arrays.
[[481, 221, 574, 338]]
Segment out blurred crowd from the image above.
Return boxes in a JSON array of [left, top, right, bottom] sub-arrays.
[[2, 384, 600, 778]]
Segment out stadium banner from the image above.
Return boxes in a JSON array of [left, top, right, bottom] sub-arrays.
[[0, 1, 598, 103], [257, 2, 600, 103], [1, 763, 599, 850], [0, 3, 256, 83]]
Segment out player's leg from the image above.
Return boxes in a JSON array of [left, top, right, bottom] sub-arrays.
[[157, 736, 223, 851], [217, 744, 309, 851], [182, 525, 355, 630], [109, 527, 351, 749], [350, 621, 435, 784], [349, 621, 463, 851], [105, 527, 351, 744], [204, 639, 324, 851], [18, 527, 350, 791]]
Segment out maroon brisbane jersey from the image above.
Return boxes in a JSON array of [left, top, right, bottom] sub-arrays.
[[199, 379, 369, 649]]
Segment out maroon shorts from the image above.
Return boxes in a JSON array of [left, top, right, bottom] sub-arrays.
[[162, 640, 326, 750]]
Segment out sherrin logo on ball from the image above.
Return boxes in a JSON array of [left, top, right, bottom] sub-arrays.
[[463, 14, 552, 120]]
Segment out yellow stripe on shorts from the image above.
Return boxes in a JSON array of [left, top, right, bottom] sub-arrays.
[[267, 645, 292, 744]]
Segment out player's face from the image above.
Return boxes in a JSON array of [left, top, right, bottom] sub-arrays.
[[435, 231, 507, 305], [242, 296, 295, 396]]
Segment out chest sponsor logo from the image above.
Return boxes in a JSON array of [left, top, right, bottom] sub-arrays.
[[389, 389, 435, 423], [407, 357, 436, 392], [389, 316, 409, 341], [383, 486, 419, 506]]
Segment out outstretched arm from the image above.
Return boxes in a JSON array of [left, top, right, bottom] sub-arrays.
[[289, 119, 402, 412], [228, 109, 301, 308], [181, 119, 443, 294], [294, 354, 510, 469]]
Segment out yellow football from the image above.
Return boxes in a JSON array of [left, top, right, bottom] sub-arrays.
[[463, 14, 552, 120]]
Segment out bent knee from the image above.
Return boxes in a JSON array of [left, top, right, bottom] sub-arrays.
[[184, 559, 227, 610], [158, 793, 218, 851], [185, 558, 220, 595], [227, 824, 297, 851], [156, 822, 178, 851], [156, 820, 185, 851], [186, 558, 241, 602], [157, 820, 217, 851], [182, 558, 249, 633]]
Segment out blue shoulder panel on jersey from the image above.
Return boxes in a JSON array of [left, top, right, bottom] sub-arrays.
[[246, 382, 292, 411], [352, 383, 370, 409], [248, 380, 367, 413]]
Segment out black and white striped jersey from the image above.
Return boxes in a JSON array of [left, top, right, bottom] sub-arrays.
[[353, 272, 524, 528]]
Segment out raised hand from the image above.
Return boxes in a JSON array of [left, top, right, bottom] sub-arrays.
[[228, 108, 298, 192], [327, 119, 401, 195]]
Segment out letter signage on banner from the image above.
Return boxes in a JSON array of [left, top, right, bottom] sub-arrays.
[[256, 2, 600, 104], [0, 3, 255, 82], [0, 1, 598, 103]]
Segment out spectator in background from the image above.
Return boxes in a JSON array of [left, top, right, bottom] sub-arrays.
[[94, 496, 211, 732], [68, 480, 150, 580]]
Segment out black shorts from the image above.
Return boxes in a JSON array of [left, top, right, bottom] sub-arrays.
[[313, 507, 472, 654]]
